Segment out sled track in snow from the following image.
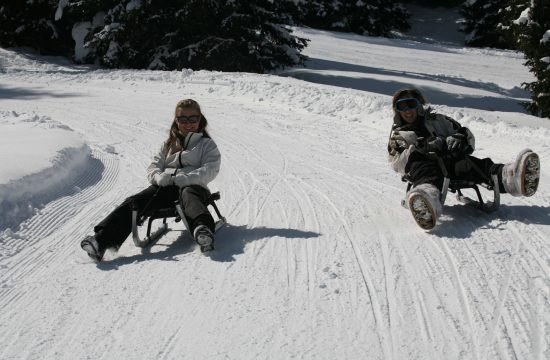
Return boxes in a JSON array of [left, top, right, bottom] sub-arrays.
[[386, 236, 441, 358], [292, 174, 393, 359], [416, 201, 550, 358], [0, 150, 116, 258], [481, 237, 522, 359], [21, 150, 114, 239], [223, 128, 324, 319], [434, 237, 482, 359]]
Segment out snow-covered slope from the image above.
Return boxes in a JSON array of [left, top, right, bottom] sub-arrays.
[[0, 27, 549, 360]]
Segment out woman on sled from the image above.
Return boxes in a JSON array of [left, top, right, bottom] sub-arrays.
[[387, 88, 540, 230], [81, 99, 221, 261]]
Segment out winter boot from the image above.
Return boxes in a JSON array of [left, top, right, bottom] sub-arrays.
[[194, 225, 215, 252], [407, 183, 443, 230], [81, 235, 105, 262], [502, 149, 540, 197]]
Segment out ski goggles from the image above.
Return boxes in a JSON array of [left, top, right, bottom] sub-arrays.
[[176, 115, 200, 124], [395, 98, 420, 112]]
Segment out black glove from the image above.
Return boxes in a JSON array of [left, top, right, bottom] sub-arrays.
[[446, 133, 466, 151], [424, 136, 446, 155], [446, 133, 472, 157]]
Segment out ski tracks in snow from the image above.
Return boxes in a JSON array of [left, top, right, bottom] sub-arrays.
[[0, 147, 123, 358], [207, 94, 550, 359], [419, 199, 550, 359], [0, 148, 118, 280]]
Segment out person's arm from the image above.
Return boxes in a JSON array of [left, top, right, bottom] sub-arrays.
[[389, 144, 417, 175], [174, 139, 221, 188], [146, 143, 168, 185], [388, 129, 419, 175]]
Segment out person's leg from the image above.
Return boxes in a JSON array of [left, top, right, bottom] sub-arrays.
[[404, 153, 444, 230], [405, 152, 445, 190], [180, 186, 216, 251], [179, 185, 215, 233], [93, 185, 179, 250], [453, 155, 505, 191]]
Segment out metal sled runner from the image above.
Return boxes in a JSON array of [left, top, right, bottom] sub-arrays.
[[402, 156, 500, 213], [131, 191, 226, 248]]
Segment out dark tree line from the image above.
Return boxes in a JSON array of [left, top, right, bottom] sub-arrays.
[[409, 0, 462, 7], [0, 0, 311, 72], [0, 0, 408, 73], [290, 1, 409, 37]]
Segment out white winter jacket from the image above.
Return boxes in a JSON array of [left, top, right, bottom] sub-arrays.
[[147, 132, 221, 189], [388, 107, 475, 175]]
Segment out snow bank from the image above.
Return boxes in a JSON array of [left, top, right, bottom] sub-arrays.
[[0, 111, 91, 230]]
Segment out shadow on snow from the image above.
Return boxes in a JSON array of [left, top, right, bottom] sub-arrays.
[[96, 224, 321, 269], [280, 57, 529, 113], [432, 203, 550, 239], [0, 84, 83, 100]]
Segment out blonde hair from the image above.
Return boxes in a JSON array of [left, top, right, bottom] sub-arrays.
[[165, 99, 210, 148]]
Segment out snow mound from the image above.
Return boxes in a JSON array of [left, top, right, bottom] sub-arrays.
[[0, 111, 92, 230]]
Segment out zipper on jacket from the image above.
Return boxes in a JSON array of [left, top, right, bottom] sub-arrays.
[[179, 133, 195, 167]]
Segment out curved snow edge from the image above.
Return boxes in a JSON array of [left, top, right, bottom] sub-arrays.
[[0, 144, 92, 230]]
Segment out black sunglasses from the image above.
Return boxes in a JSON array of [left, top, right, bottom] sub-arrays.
[[176, 115, 200, 124], [395, 98, 420, 112]]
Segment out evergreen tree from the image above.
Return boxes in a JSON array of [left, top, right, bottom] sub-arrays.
[[0, 0, 72, 55], [292, 1, 340, 32], [408, 0, 462, 7], [460, 0, 512, 49], [1, 0, 307, 73], [343, 0, 409, 36], [498, 0, 529, 48], [293, 0, 409, 37], [512, 0, 550, 118], [58, 0, 127, 64], [54, 0, 308, 72]]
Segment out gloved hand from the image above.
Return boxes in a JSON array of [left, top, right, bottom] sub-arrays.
[[446, 133, 467, 153], [388, 132, 408, 155], [424, 136, 446, 155], [154, 172, 173, 187]]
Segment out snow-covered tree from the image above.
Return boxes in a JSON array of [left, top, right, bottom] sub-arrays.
[[1, 0, 308, 73], [293, 0, 409, 37], [461, 0, 512, 48], [63, 0, 309, 72], [343, 0, 410, 36], [0, 0, 72, 55], [498, 0, 529, 47], [511, 0, 550, 118], [409, 0, 462, 7]]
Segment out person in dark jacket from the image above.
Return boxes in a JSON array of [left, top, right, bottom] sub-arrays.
[[81, 99, 221, 261], [388, 88, 540, 230]]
